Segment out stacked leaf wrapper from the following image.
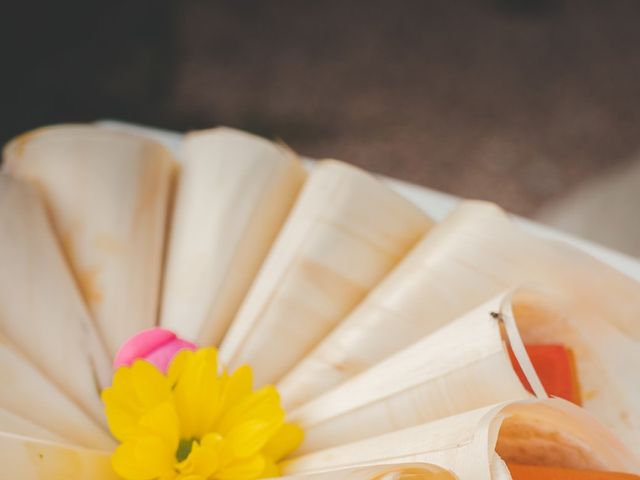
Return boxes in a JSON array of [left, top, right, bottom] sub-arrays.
[[1, 124, 639, 480]]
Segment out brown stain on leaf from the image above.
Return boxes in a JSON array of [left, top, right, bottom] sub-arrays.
[[76, 265, 103, 306], [58, 223, 104, 308], [298, 257, 369, 314], [93, 233, 126, 255]]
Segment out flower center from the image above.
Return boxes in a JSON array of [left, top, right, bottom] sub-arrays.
[[176, 437, 197, 462]]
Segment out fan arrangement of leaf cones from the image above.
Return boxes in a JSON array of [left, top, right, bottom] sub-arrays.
[[1, 124, 639, 479]]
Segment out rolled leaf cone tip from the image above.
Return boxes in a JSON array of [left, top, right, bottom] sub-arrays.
[[113, 327, 197, 373]]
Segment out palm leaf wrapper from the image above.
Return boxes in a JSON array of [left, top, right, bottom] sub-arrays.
[[1, 124, 639, 480]]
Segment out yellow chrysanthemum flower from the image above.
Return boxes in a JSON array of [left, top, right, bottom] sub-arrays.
[[101, 347, 303, 480]]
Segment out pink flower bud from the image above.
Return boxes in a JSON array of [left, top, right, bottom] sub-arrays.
[[113, 327, 197, 373]]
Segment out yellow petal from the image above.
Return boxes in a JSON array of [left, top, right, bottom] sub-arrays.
[[226, 417, 284, 459], [220, 365, 253, 411], [137, 402, 180, 449], [201, 432, 224, 448], [167, 348, 195, 386], [130, 360, 172, 406], [177, 433, 220, 477], [103, 361, 172, 441], [104, 403, 139, 442], [103, 369, 141, 440], [258, 457, 280, 479], [195, 347, 219, 366], [112, 436, 175, 480], [215, 454, 266, 480], [218, 386, 282, 435], [173, 348, 223, 438], [262, 422, 304, 461]]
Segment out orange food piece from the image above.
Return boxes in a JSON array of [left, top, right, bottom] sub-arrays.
[[508, 464, 640, 480], [508, 344, 581, 405]]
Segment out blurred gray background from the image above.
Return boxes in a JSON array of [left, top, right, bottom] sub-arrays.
[[1, 0, 639, 255]]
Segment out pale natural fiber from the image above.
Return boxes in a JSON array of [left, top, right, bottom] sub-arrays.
[[3, 126, 177, 355], [221, 160, 432, 385], [0, 175, 111, 429], [284, 399, 640, 480], [161, 127, 305, 346]]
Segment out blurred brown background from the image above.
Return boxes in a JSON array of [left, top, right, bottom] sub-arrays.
[[1, 0, 639, 252]]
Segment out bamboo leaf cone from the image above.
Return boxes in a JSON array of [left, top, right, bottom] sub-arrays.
[[502, 288, 640, 452], [3, 125, 177, 356], [283, 399, 640, 480], [0, 125, 639, 479], [279, 201, 640, 444], [220, 160, 433, 385], [160, 128, 306, 345], [291, 292, 534, 454], [0, 175, 112, 429]]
